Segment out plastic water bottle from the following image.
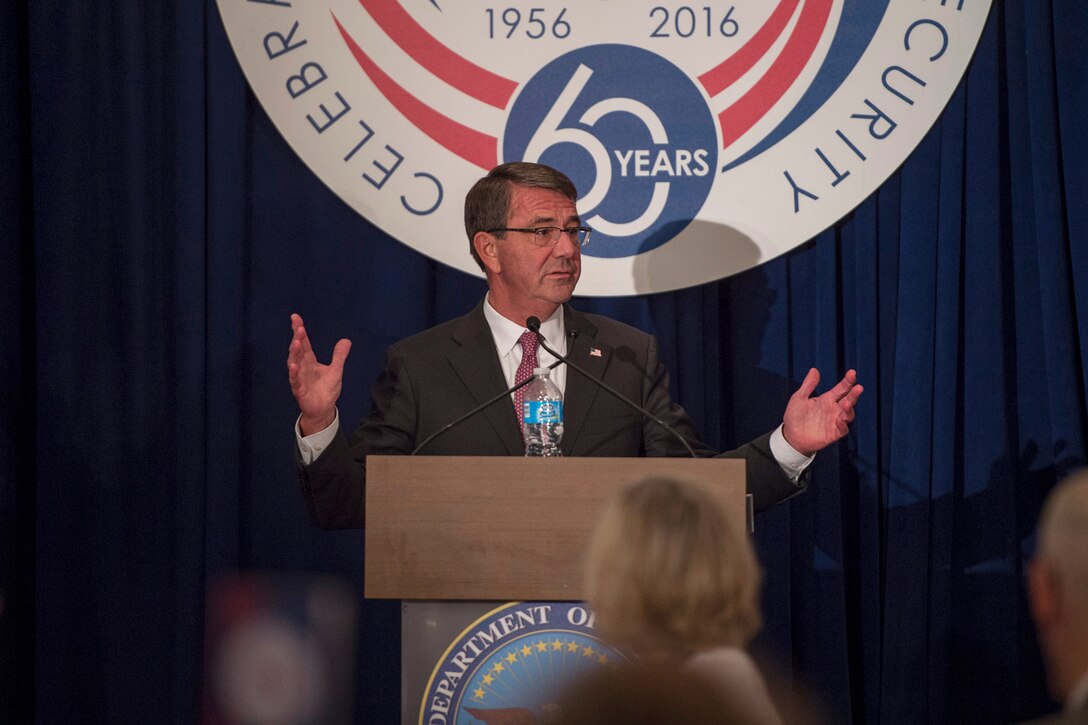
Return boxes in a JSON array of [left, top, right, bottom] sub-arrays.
[[522, 367, 564, 457]]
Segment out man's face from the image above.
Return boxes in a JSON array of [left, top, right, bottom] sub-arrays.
[[480, 184, 582, 320]]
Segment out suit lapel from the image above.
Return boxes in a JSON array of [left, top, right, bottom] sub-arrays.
[[447, 303, 524, 455], [560, 306, 612, 455]]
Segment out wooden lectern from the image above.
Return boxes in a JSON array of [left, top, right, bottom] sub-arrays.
[[363, 455, 748, 723]]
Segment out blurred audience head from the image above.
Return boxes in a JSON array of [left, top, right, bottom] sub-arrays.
[[554, 661, 732, 725], [202, 572, 357, 725], [584, 476, 762, 655], [1028, 468, 1088, 706]]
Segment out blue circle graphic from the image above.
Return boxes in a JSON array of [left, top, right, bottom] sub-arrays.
[[504, 45, 719, 259]]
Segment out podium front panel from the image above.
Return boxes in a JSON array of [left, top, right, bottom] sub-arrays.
[[366, 456, 745, 600]]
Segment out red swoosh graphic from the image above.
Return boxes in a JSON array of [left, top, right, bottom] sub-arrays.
[[333, 14, 498, 170], [714, 0, 833, 150], [358, 0, 517, 110], [698, 0, 801, 95]]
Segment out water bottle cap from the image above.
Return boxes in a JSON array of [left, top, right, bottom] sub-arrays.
[[533, 367, 550, 376]]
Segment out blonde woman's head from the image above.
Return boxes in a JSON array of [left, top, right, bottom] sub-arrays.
[[585, 477, 762, 654]]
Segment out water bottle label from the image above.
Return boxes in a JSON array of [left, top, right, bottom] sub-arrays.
[[523, 400, 563, 424]]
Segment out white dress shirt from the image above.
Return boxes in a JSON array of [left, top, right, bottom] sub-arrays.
[[481, 296, 567, 395]]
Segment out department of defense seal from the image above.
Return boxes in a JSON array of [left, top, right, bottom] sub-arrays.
[[418, 601, 629, 724]]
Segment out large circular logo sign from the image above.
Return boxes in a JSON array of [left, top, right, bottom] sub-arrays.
[[218, 0, 992, 295]]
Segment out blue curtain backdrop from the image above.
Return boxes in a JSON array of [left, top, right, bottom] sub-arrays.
[[2, 1, 1086, 723]]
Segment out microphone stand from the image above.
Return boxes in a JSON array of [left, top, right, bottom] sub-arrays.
[[526, 317, 698, 458], [410, 360, 559, 455]]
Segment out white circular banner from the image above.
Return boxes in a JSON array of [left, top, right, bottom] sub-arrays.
[[217, 0, 991, 295]]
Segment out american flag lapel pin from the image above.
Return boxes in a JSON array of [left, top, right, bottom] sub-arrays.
[[589, 347, 602, 357]]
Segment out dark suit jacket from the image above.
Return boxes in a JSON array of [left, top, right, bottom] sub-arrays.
[[299, 302, 805, 529]]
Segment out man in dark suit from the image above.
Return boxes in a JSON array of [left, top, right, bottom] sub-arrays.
[[1023, 469, 1088, 724], [287, 162, 863, 530]]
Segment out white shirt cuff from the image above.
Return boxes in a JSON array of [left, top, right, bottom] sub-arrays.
[[295, 409, 340, 465], [770, 424, 814, 483]]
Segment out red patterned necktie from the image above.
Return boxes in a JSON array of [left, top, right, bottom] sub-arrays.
[[513, 330, 539, 434]]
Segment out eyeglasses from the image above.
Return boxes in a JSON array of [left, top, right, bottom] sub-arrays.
[[486, 226, 592, 247]]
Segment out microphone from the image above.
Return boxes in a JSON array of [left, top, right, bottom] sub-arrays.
[[525, 316, 698, 458], [410, 337, 560, 455]]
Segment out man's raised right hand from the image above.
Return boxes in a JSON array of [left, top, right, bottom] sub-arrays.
[[287, 313, 352, 436]]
